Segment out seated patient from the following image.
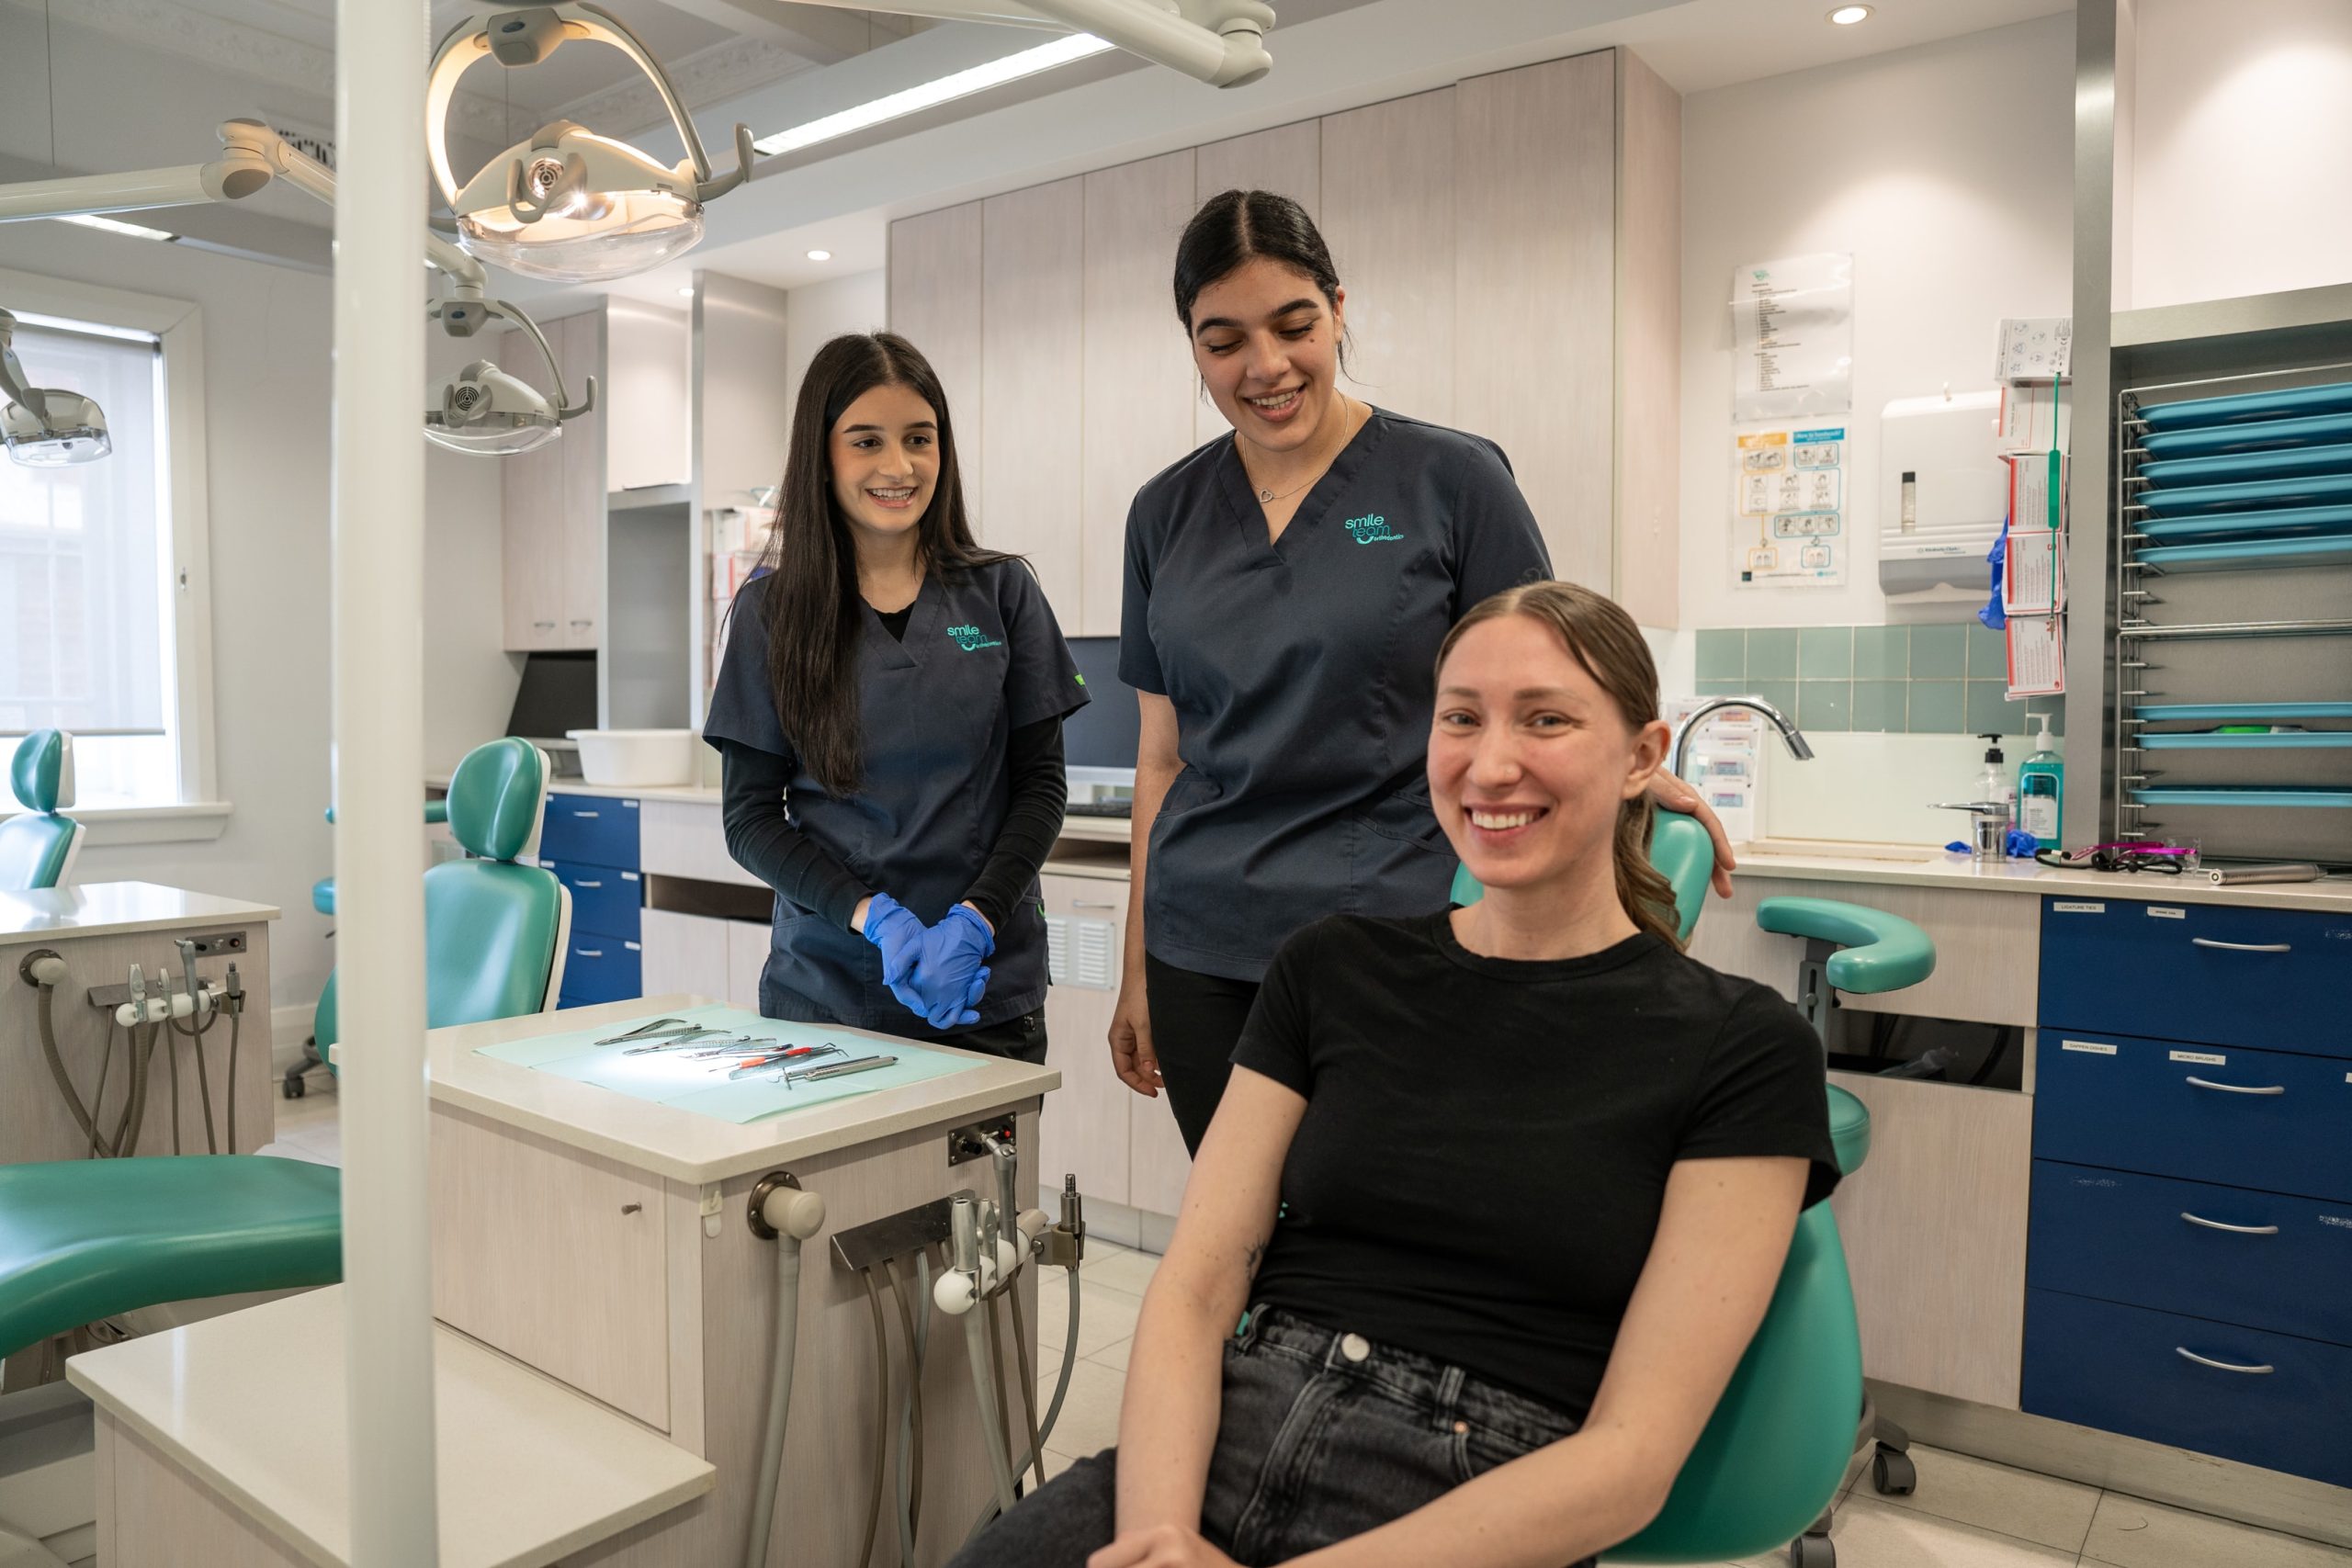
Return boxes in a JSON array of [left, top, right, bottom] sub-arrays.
[[954, 581, 1839, 1568]]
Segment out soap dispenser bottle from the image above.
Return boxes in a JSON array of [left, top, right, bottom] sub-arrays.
[[2018, 714, 2064, 850], [1978, 734, 2015, 814]]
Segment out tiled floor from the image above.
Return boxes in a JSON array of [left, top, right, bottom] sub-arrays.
[[267, 1089, 2352, 1568]]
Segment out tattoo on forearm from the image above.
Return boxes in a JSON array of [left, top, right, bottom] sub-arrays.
[[1243, 1235, 1268, 1281]]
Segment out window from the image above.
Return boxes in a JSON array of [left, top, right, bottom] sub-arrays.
[[0, 267, 218, 832]]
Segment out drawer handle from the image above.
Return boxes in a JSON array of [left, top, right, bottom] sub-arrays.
[[2186, 1076, 2286, 1096], [571, 810, 601, 818], [2175, 1348, 2274, 1375], [1073, 900, 1117, 910], [576, 948, 605, 958], [2189, 938, 2292, 953], [2180, 1212, 2280, 1235], [575, 879, 603, 888]]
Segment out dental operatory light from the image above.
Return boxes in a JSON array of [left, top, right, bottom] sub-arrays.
[[0, 310, 111, 467], [423, 296, 595, 456], [753, 31, 1115, 157], [1827, 5, 1873, 23], [428, 4, 756, 283]]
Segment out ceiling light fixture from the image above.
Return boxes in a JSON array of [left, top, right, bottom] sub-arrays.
[[753, 32, 1115, 157], [1828, 5, 1873, 23], [424, 294, 594, 457], [0, 310, 111, 467], [57, 212, 178, 243], [427, 3, 756, 283], [677, 285, 695, 297], [806, 249, 831, 262]]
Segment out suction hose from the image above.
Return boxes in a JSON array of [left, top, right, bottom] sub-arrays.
[[950, 1198, 1022, 1520], [743, 1175, 827, 1568]]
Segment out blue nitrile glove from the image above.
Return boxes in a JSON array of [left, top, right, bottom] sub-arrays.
[[913, 904, 996, 1031], [861, 892, 925, 987]]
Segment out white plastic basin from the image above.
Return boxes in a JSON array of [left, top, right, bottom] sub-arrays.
[[566, 728, 696, 787]]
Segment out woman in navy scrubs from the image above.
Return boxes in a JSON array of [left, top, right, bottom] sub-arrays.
[[706, 333, 1088, 1063], [1114, 191, 1732, 1146]]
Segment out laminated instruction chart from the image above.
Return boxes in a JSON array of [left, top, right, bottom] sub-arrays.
[[1735, 426, 1848, 587], [474, 1003, 983, 1124]]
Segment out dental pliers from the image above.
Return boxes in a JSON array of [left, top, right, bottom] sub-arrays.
[[594, 1017, 696, 1046], [624, 1031, 771, 1056]]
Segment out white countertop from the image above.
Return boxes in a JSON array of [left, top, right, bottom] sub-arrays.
[[0, 880, 279, 941], [404, 993, 1059, 1186], [1724, 840, 2352, 912], [67, 1285, 713, 1568]]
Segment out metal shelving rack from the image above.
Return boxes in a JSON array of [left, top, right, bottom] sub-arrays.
[[2109, 355, 2352, 867]]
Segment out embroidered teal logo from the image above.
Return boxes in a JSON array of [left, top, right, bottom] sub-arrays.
[[946, 624, 1002, 652], [1343, 513, 1403, 545]]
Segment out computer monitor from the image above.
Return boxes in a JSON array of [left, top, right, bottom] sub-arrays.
[[1062, 637, 1139, 785], [506, 651, 598, 742]]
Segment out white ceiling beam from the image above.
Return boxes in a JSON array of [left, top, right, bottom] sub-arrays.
[[650, 0, 891, 64]]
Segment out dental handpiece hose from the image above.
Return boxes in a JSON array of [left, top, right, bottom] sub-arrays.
[[954, 1198, 1022, 1518], [743, 1179, 827, 1568], [987, 1139, 1050, 1491]]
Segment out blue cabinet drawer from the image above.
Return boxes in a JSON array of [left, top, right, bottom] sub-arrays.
[[2039, 897, 2352, 1055], [2028, 1161, 2352, 1347], [544, 861, 641, 941], [558, 936, 641, 1006], [2035, 1032, 2352, 1202], [2023, 1289, 2352, 1488], [538, 794, 640, 869]]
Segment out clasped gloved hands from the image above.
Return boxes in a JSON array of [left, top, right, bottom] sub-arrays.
[[862, 894, 996, 1030]]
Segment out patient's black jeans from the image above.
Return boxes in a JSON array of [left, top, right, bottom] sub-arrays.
[[946, 1307, 1590, 1568]]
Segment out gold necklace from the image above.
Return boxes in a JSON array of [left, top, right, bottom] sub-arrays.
[[1244, 401, 1364, 506]]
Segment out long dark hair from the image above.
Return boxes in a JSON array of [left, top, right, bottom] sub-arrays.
[[1172, 188, 1351, 370], [756, 332, 1005, 796], [1434, 581, 1682, 951]]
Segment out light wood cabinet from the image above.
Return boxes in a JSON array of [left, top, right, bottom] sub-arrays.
[[888, 46, 1684, 633], [501, 308, 605, 652], [979, 178, 1086, 614], [1081, 150, 1200, 637], [604, 300, 690, 492]]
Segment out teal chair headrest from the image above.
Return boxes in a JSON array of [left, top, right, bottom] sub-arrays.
[[1450, 810, 1716, 945], [445, 739, 547, 863], [10, 729, 73, 814]]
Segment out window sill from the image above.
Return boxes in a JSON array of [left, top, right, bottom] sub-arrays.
[[5, 801, 236, 847]]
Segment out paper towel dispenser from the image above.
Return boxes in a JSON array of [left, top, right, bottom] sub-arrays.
[[1879, 389, 2005, 620]]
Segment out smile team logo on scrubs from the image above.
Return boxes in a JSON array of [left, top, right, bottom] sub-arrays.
[[1343, 513, 1404, 545], [946, 624, 1003, 652]]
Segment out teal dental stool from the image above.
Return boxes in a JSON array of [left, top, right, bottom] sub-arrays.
[[1, 728, 85, 892], [0, 738, 570, 1369], [1453, 812, 1931, 1567]]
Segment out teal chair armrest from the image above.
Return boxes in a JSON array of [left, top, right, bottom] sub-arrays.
[[324, 799, 450, 826], [1755, 896, 1936, 996]]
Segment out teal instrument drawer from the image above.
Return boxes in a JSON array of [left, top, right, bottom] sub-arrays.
[[2028, 1161, 2352, 1347], [2038, 898, 2351, 1056], [2023, 1289, 2352, 1488], [539, 794, 640, 870], [2033, 1032, 2352, 1203], [544, 861, 641, 942]]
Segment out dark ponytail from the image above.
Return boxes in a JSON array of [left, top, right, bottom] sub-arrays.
[[752, 332, 1007, 797], [1173, 188, 1349, 363]]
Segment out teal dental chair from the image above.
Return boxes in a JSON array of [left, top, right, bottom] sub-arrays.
[[0, 737, 571, 1370], [2, 729, 85, 892], [1452, 811, 1934, 1567]]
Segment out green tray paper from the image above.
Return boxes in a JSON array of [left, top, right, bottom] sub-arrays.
[[472, 1003, 983, 1123]]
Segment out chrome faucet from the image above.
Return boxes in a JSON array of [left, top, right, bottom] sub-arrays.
[[1668, 696, 1815, 784]]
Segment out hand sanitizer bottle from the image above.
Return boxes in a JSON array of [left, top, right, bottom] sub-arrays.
[[2018, 714, 2064, 850]]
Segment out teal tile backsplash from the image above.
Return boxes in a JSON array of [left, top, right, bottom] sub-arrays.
[[1694, 624, 2062, 739]]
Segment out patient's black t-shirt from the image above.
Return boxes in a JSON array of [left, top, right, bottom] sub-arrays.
[[1231, 911, 1838, 1420]]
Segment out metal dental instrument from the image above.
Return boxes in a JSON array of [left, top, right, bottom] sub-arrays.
[[622, 1031, 766, 1055], [722, 1045, 843, 1077], [594, 1016, 692, 1045], [789, 1054, 895, 1086]]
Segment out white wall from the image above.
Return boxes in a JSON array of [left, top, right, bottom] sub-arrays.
[[1677, 16, 2075, 632], [2130, 0, 2352, 310], [783, 268, 888, 440]]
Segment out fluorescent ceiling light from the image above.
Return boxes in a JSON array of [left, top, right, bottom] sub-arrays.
[[807, 249, 831, 262], [1827, 5, 1872, 22], [678, 285, 695, 297], [753, 32, 1115, 157], [57, 212, 177, 243]]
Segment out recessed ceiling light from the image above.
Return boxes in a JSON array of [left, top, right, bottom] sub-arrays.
[[753, 32, 1115, 157], [806, 249, 831, 262], [1828, 5, 1873, 22], [57, 213, 177, 243], [677, 286, 695, 297]]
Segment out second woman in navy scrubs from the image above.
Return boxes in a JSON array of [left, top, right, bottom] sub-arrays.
[[706, 333, 1087, 1063], [1114, 191, 1732, 1147]]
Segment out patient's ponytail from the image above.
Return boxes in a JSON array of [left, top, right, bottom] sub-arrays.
[[1436, 581, 1683, 951]]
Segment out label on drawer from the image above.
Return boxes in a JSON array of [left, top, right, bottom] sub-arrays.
[[2147, 907, 2185, 919], [2053, 901, 2105, 913], [2169, 1050, 2225, 1065], [2062, 1040, 2119, 1055]]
